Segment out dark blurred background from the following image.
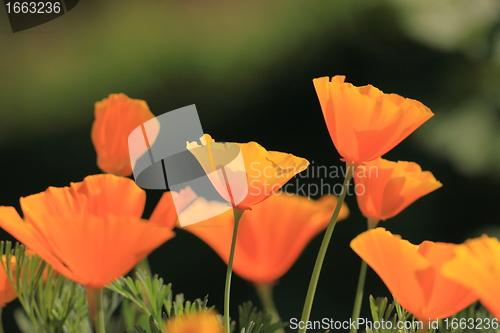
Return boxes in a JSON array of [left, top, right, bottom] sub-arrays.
[[1, 1, 500, 332]]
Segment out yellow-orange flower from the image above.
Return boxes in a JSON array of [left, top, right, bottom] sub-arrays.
[[187, 134, 309, 209], [350, 228, 477, 320], [442, 236, 500, 319], [0, 256, 17, 307], [313, 76, 433, 165], [165, 311, 223, 333], [182, 193, 349, 283], [354, 158, 442, 221], [0, 174, 174, 288], [91, 93, 159, 176]]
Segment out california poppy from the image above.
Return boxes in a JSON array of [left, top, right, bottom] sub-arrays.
[[0, 256, 17, 307], [165, 311, 223, 333], [0, 174, 173, 288], [350, 228, 477, 320], [182, 192, 349, 283], [313, 76, 433, 165], [149, 186, 197, 228], [442, 235, 500, 319], [187, 134, 309, 210], [354, 158, 442, 222], [91, 93, 159, 176]]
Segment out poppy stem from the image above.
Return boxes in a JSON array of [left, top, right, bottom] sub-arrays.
[[86, 287, 106, 333], [419, 319, 430, 333], [0, 307, 4, 333], [135, 257, 152, 278], [224, 208, 245, 333], [255, 283, 285, 333], [298, 163, 354, 333], [350, 217, 379, 333]]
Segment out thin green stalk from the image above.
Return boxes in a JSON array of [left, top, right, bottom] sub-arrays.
[[86, 287, 106, 333], [419, 319, 430, 333], [298, 163, 354, 333], [255, 283, 285, 333], [0, 307, 4, 333], [350, 217, 379, 333], [350, 262, 367, 332], [224, 208, 245, 333], [135, 258, 152, 278]]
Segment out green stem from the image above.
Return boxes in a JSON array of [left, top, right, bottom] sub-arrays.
[[298, 163, 354, 333], [0, 307, 4, 333], [350, 217, 379, 333], [224, 208, 245, 333], [86, 287, 106, 333], [419, 319, 430, 333], [135, 257, 152, 278], [255, 283, 285, 333], [350, 261, 367, 332]]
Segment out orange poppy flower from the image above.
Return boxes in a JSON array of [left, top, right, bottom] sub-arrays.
[[313, 76, 433, 165], [165, 311, 223, 333], [182, 193, 349, 283], [186, 134, 309, 210], [354, 158, 442, 222], [350, 228, 477, 320], [441, 235, 500, 319], [149, 186, 197, 228], [91, 93, 159, 176], [0, 255, 17, 307], [0, 174, 174, 288]]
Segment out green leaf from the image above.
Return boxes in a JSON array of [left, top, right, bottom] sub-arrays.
[[0, 241, 91, 333], [368, 297, 500, 333], [238, 301, 286, 333], [110, 270, 213, 333]]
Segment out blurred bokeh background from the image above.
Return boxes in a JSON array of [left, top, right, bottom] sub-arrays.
[[1, 0, 500, 331]]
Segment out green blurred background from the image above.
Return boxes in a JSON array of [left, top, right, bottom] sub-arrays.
[[1, 0, 500, 332]]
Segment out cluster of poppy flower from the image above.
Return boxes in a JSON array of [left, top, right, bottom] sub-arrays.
[[0, 76, 496, 333]]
